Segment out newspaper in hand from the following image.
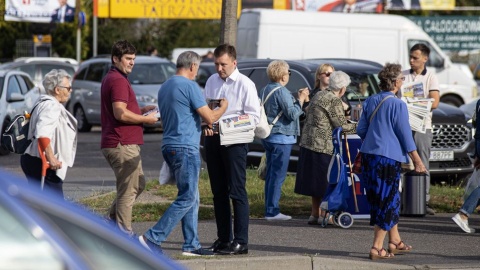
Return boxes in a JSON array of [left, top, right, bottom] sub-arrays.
[[219, 114, 255, 134], [219, 114, 256, 146], [403, 97, 434, 133]]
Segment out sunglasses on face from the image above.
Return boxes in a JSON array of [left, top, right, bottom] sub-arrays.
[[321, 72, 331, 77]]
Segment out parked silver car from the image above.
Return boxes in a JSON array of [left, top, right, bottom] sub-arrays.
[[68, 56, 176, 132], [0, 70, 41, 155]]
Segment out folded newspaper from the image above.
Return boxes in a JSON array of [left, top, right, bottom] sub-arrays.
[[218, 114, 255, 146], [402, 97, 434, 133]]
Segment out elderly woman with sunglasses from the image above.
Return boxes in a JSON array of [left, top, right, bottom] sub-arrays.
[[21, 69, 78, 198], [357, 63, 426, 260], [295, 71, 357, 225], [259, 60, 309, 221]]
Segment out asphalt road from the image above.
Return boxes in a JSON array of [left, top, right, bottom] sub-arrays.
[[0, 127, 168, 200]]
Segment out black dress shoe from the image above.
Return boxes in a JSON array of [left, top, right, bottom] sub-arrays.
[[217, 241, 248, 255], [205, 239, 230, 252]]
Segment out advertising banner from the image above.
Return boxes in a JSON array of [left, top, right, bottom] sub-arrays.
[[387, 0, 455, 10], [410, 16, 480, 50], [291, 0, 383, 13], [5, 0, 76, 23], [99, 0, 241, 19]]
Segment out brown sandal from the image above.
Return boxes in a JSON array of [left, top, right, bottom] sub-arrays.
[[369, 246, 394, 260], [388, 240, 412, 254]]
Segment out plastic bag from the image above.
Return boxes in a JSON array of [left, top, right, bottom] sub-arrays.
[[159, 161, 176, 185], [464, 169, 480, 201]]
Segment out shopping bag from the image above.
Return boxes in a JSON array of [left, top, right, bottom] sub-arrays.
[[159, 161, 176, 185], [464, 169, 480, 201], [257, 153, 267, 180]]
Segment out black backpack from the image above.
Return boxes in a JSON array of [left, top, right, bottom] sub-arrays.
[[1, 99, 46, 154]]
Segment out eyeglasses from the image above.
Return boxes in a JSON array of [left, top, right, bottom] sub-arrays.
[[397, 76, 405, 81], [320, 72, 331, 77], [288, 70, 291, 75], [57, 85, 72, 91]]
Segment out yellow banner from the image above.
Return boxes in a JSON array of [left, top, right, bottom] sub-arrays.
[[419, 0, 455, 10], [99, 0, 241, 19]]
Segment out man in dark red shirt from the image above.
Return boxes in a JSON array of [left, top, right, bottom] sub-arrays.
[[100, 40, 158, 235]]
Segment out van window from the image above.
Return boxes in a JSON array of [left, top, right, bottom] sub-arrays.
[[407, 40, 444, 68], [85, 63, 107, 82], [243, 68, 269, 93]]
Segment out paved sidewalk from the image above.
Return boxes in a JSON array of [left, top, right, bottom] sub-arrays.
[[133, 213, 480, 270]]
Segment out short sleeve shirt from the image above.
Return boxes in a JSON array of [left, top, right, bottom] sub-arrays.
[[402, 68, 439, 129], [158, 75, 207, 149], [100, 67, 143, 148]]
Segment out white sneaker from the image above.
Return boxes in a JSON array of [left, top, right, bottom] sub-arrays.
[[452, 213, 475, 233], [265, 213, 292, 221]]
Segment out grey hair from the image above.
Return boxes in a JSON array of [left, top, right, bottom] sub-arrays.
[[176, 51, 201, 69], [378, 63, 402, 91], [328, 71, 351, 92], [43, 69, 71, 95]]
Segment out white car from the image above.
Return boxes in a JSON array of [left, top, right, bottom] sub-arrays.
[[0, 69, 41, 155], [0, 57, 78, 93]]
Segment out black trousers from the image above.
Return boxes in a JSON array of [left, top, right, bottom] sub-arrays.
[[20, 154, 64, 198], [204, 135, 249, 244]]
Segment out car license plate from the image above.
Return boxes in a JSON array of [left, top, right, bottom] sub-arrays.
[[430, 151, 454, 161]]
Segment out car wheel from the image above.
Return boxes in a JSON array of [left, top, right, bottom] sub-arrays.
[[440, 95, 463, 107], [74, 106, 92, 132], [0, 119, 11, 156]]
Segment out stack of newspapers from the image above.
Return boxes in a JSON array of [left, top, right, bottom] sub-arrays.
[[218, 114, 255, 146], [403, 97, 434, 133]]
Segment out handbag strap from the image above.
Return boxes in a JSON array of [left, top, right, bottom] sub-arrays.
[[261, 86, 283, 125], [369, 95, 393, 123]]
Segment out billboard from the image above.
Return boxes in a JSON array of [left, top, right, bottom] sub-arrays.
[[387, 0, 455, 10], [290, 0, 383, 13], [285, 0, 455, 12], [410, 16, 480, 50], [5, 0, 76, 23], [97, 0, 241, 19]]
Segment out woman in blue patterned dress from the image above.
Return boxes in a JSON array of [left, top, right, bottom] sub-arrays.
[[357, 63, 426, 260]]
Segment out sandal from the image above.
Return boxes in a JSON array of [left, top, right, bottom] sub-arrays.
[[388, 240, 412, 254], [369, 246, 394, 260]]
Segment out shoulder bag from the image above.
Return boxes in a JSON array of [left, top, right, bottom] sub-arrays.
[[254, 86, 284, 139]]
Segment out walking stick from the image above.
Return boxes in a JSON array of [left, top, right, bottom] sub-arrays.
[[343, 133, 359, 213], [37, 137, 50, 190]]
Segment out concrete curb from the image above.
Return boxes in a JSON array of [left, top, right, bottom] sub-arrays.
[[179, 256, 416, 270]]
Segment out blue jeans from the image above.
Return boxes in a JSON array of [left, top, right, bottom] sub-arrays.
[[262, 141, 292, 217], [460, 187, 480, 217], [144, 147, 201, 252]]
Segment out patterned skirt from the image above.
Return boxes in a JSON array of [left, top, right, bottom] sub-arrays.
[[361, 153, 402, 231]]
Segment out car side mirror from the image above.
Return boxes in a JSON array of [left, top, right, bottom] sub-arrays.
[[7, 93, 24, 102]]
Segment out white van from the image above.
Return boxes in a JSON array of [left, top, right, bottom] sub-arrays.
[[237, 8, 477, 106]]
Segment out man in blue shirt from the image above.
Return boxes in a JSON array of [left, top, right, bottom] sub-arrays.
[[139, 51, 228, 256]]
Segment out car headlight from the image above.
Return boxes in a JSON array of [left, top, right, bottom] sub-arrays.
[[136, 95, 157, 103]]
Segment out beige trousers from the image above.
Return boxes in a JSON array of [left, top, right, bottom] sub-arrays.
[[102, 143, 145, 233]]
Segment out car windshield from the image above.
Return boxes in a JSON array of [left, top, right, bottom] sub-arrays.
[[129, 63, 176, 85]]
